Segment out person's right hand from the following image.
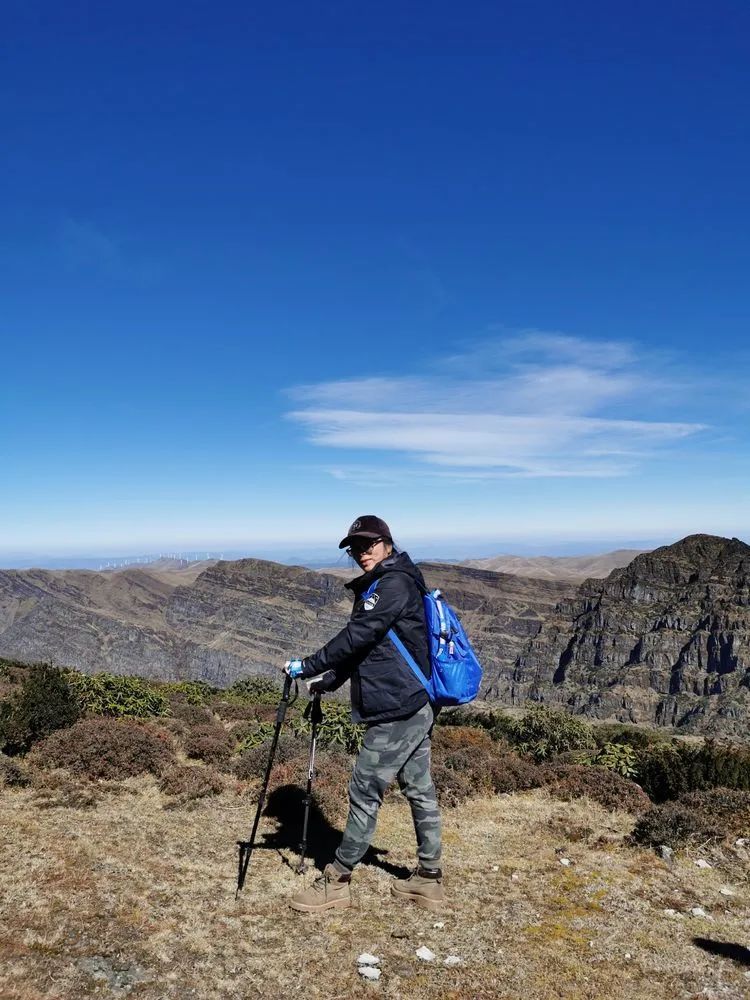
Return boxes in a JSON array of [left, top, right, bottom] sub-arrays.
[[306, 669, 338, 695]]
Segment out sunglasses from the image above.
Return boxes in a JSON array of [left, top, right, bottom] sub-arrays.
[[346, 537, 385, 559]]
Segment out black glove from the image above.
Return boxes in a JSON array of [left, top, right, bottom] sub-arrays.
[[305, 669, 339, 695]]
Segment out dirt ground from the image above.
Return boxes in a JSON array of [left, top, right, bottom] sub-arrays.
[[1, 782, 748, 1000]]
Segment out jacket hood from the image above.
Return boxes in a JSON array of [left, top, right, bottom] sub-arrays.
[[345, 550, 426, 595]]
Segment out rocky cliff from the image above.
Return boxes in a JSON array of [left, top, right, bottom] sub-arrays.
[[1, 534, 748, 735], [501, 534, 750, 735], [0, 557, 571, 692]]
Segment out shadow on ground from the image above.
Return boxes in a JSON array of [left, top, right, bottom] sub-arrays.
[[693, 938, 750, 967], [257, 784, 412, 878]]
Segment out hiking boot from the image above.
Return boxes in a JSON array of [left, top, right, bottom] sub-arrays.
[[391, 866, 445, 911], [289, 863, 353, 913]]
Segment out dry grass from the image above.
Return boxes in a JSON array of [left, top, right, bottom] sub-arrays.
[[1, 780, 749, 1000]]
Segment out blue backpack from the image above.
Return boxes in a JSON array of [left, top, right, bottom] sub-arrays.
[[362, 580, 483, 707]]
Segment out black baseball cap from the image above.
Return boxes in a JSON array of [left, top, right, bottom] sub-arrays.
[[338, 514, 393, 549]]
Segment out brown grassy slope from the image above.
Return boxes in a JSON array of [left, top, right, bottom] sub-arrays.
[[1, 785, 748, 1000], [461, 550, 648, 582]]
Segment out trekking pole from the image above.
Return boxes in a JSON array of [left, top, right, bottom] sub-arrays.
[[236, 674, 297, 897], [296, 693, 323, 875]]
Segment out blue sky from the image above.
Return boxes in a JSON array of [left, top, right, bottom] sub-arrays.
[[2, 1, 749, 560]]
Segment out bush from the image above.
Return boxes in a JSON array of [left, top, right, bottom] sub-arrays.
[[0, 752, 32, 788], [161, 681, 217, 706], [268, 746, 353, 826], [182, 724, 234, 766], [541, 763, 651, 814], [491, 753, 545, 794], [233, 733, 306, 781], [631, 789, 750, 848], [67, 672, 170, 718], [212, 702, 258, 722], [503, 706, 596, 762], [0, 664, 81, 753], [227, 677, 283, 705], [430, 726, 541, 805], [32, 718, 175, 780], [169, 703, 215, 726], [594, 741, 639, 778], [635, 739, 750, 803], [159, 764, 225, 807], [236, 722, 276, 753], [591, 723, 668, 751], [293, 701, 365, 755]]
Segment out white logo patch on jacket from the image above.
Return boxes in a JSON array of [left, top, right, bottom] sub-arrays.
[[363, 593, 379, 611]]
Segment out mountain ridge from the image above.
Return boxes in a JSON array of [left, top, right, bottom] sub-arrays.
[[0, 534, 747, 735]]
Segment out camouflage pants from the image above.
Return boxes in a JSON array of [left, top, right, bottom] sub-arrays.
[[335, 701, 442, 870]]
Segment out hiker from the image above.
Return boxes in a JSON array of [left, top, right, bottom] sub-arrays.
[[282, 514, 443, 913]]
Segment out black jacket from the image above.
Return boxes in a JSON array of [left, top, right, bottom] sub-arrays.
[[301, 551, 430, 724]]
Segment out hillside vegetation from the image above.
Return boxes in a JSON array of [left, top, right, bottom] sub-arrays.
[[1, 657, 749, 998]]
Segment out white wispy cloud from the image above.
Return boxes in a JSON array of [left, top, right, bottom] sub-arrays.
[[286, 332, 707, 478]]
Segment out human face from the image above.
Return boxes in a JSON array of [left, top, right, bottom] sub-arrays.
[[347, 537, 391, 572]]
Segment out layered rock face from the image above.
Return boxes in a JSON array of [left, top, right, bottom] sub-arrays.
[[509, 535, 750, 735], [1, 535, 748, 734], [0, 557, 571, 693]]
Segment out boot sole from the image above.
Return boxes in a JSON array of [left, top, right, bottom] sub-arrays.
[[289, 897, 353, 913], [390, 885, 444, 911]]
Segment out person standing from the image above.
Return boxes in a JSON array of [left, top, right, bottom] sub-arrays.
[[283, 515, 443, 913]]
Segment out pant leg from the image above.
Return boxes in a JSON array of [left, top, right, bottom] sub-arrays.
[[335, 702, 434, 870], [396, 716, 442, 866]]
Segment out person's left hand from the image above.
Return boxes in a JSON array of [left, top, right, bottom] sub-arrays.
[[283, 659, 304, 678]]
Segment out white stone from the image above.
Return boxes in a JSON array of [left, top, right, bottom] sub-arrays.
[[511, 872, 521, 881], [492, 865, 499, 871], [694, 859, 711, 869], [357, 954, 380, 967], [416, 946, 436, 962], [444, 956, 462, 967], [690, 907, 711, 919], [560, 858, 572, 866], [719, 887, 735, 897], [735, 838, 748, 847], [358, 967, 381, 981], [433, 922, 445, 929], [663, 908, 682, 918]]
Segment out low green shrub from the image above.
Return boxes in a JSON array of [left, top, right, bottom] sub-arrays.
[[635, 739, 750, 803], [502, 705, 596, 762], [631, 789, 750, 847], [160, 680, 218, 706], [236, 722, 275, 753], [227, 676, 283, 705], [32, 718, 175, 780], [67, 672, 170, 719], [293, 701, 365, 755], [0, 664, 81, 753], [541, 763, 651, 814], [591, 722, 668, 751], [594, 741, 639, 778]]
